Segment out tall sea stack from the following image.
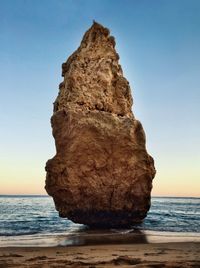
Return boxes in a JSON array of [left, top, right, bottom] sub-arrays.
[[45, 22, 156, 227]]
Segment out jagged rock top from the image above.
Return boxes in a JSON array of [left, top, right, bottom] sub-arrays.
[[54, 21, 133, 117]]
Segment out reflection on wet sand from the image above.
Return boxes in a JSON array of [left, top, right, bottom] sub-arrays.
[[59, 228, 148, 246]]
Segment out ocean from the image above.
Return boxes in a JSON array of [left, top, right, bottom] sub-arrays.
[[0, 196, 199, 246]]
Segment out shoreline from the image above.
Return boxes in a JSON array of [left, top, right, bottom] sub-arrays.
[[0, 242, 199, 267], [1, 230, 200, 247]]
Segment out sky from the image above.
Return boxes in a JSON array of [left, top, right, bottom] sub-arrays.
[[0, 0, 200, 196]]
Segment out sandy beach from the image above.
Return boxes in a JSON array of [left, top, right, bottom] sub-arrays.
[[1, 230, 200, 267], [0, 242, 199, 267]]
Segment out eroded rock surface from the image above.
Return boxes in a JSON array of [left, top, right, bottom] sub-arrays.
[[45, 22, 156, 227]]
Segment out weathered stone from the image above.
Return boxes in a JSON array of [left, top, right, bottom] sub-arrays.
[[45, 22, 156, 228]]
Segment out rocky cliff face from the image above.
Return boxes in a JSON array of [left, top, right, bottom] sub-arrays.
[[45, 22, 156, 228]]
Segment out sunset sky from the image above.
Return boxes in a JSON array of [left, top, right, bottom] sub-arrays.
[[0, 0, 200, 196]]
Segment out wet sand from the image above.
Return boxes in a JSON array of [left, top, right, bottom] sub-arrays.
[[0, 242, 200, 267], [1, 229, 200, 247], [1, 231, 200, 267]]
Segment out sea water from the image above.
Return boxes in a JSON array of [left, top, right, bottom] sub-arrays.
[[0, 196, 199, 246]]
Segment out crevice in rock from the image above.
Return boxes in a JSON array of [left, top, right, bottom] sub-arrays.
[[109, 186, 115, 209]]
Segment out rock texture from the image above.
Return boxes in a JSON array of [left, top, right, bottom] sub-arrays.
[[45, 22, 156, 228]]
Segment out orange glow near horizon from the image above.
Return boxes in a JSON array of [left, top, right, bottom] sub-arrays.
[[0, 162, 199, 197]]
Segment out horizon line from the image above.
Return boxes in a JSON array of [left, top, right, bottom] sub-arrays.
[[0, 194, 199, 199]]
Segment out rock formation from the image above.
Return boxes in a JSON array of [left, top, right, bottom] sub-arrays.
[[45, 22, 156, 228]]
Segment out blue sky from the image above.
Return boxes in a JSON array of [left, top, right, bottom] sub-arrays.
[[0, 0, 200, 196]]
